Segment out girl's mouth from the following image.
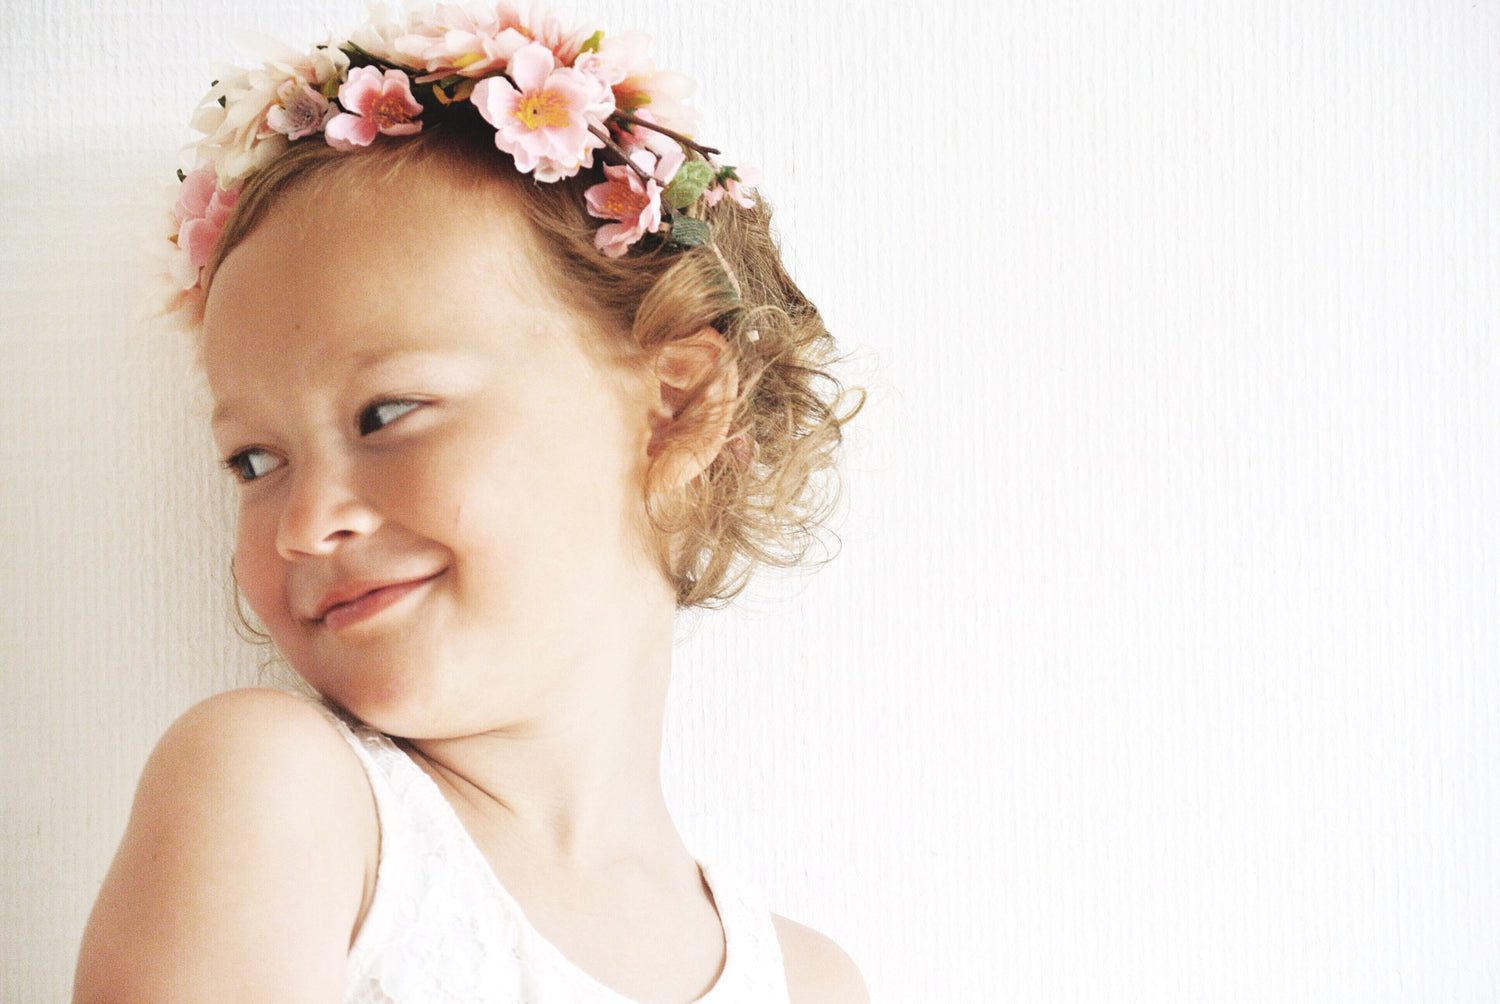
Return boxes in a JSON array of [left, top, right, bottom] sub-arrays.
[[319, 570, 444, 631]]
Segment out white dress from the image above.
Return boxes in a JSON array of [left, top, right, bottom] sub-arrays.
[[316, 706, 792, 1003]]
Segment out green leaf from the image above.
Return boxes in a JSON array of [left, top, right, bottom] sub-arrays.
[[176, 168, 186, 182], [341, 40, 377, 62], [663, 160, 716, 210], [341, 40, 403, 72], [579, 30, 604, 55], [666, 214, 713, 249]]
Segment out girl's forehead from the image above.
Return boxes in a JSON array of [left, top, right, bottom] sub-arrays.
[[242, 154, 551, 285], [203, 272, 557, 379], [205, 180, 561, 354]]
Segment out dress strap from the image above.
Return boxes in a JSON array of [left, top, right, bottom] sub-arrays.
[[310, 703, 409, 989], [696, 859, 792, 1002]]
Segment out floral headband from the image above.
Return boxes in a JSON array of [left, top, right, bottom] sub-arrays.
[[147, 0, 760, 327]]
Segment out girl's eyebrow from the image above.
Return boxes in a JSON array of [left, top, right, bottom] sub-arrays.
[[345, 345, 489, 372], [210, 398, 245, 428], [210, 347, 488, 428]]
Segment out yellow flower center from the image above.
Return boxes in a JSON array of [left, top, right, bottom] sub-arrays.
[[370, 93, 417, 130], [598, 184, 650, 219], [513, 88, 573, 131]]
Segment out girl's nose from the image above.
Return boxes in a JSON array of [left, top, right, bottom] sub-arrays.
[[274, 456, 381, 560]]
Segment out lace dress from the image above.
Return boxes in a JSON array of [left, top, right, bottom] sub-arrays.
[[316, 706, 792, 1003]]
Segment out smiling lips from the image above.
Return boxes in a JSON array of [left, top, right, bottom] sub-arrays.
[[314, 571, 444, 631]]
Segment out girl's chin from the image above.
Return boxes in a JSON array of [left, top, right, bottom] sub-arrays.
[[302, 667, 463, 737]]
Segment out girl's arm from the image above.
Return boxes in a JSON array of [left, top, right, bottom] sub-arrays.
[[73, 688, 377, 1003]]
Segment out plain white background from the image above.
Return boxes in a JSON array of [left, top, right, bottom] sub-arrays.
[[2, 0, 1497, 1000]]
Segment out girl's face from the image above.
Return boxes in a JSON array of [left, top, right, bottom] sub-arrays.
[[201, 164, 667, 736]]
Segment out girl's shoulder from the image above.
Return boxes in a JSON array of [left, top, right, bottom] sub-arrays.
[[136, 687, 378, 860], [74, 687, 378, 1003], [770, 913, 871, 1004]]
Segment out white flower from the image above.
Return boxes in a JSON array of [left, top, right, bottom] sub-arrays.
[[348, 0, 431, 66], [188, 32, 351, 185]]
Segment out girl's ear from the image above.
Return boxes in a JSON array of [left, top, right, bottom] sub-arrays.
[[645, 326, 739, 494]]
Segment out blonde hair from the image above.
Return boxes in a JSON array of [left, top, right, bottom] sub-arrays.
[[203, 117, 864, 610]]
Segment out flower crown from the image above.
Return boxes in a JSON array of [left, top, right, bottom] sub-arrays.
[[148, 1, 760, 327]]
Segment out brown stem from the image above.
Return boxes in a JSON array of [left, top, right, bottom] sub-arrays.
[[588, 123, 655, 187], [611, 110, 721, 157]]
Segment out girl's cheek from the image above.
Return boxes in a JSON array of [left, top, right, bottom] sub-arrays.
[[232, 517, 288, 625]]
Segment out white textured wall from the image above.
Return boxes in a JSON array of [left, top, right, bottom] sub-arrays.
[[2, 0, 1497, 1000]]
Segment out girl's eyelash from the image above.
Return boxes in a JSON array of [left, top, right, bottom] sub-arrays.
[[219, 400, 424, 482], [358, 398, 424, 435], [221, 448, 279, 483]]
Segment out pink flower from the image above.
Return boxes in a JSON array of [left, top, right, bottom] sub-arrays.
[[611, 107, 685, 166], [703, 164, 761, 209], [393, 2, 593, 82], [151, 166, 239, 325], [470, 42, 614, 182], [584, 31, 700, 135], [495, 1, 596, 67], [173, 166, 242, 283], [584, 162, 663, 257], [392, 3, 530, 82], [627, 143, 685, 188], [266, 79, 335, 140], [324, 67, 425, 150]]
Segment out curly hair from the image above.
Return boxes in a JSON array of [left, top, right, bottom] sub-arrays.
[[201, 114, 864, 610]]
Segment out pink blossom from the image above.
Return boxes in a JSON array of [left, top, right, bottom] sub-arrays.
[[703, 164, 761, 210], [172, 167, 241, 284], [585, 30, 700, 136], [324, 67, 425, 150], [470, 42, 614, 182], [495, 1, 596, 67], [393, 2, 593, 82], [626, 143, 685, 188], [611, 107, 686, 171], [392, 3, 530, 82], [584, 163, 663, 257], [266, 79, 335, 140]]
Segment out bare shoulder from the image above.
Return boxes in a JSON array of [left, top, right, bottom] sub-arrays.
[[772, 913, 871, 1004], [74, 687, 378, 1003]]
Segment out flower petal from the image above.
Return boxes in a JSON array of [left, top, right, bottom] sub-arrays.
[[378, 69, 425, 116], [325, 111, 377, 148], [470, 75, 519, 128], [337, 65, 385, 115], [506, 41, 556, 91]]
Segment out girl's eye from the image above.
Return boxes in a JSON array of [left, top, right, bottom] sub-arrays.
[[222, 448, 281, 483], [358, 399, 422, 436]]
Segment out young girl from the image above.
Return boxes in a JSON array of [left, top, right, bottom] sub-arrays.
[[73, 4, 867, 1001]]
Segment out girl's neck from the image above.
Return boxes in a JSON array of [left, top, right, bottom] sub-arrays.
[[393, 599, 687, 881]]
